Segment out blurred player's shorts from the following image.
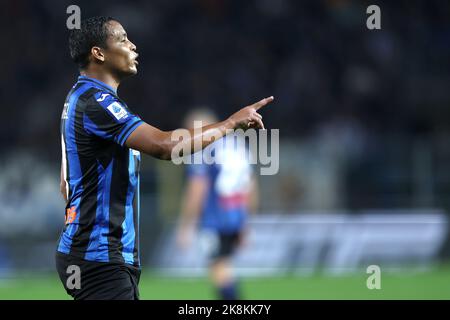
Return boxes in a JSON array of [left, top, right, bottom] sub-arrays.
[[198, 229, 220, 259], [198, 229, 241, 261]]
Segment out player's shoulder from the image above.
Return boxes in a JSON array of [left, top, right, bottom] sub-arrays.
[[79, 86, 117, 105], [81, 87, 133, 123], [79, 87, 125, 115]]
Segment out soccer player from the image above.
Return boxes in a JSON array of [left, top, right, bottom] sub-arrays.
[[176, 109, 258, 300], [56, 16, 273, 300]]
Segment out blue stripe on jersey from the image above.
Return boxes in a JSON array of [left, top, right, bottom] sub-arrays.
[[58, 84, 91, 254], [84, 160, 113, 262], [121, 151, 137, 264], [117, 119, 143, 146]]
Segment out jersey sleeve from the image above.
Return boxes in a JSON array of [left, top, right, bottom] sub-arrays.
[[83, 91, 144, 146]]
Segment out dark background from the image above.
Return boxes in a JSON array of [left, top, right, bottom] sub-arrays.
[[0, 0, 450, 277], [2, 0, 450, 209]]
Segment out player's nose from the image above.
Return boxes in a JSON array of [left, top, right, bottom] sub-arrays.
[[129, 40, 137, 52]]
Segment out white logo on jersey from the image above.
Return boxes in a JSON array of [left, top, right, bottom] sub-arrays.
[[107, 102, 128, 120], [96, 93, 109, 102], [214, 140, 251, 196]]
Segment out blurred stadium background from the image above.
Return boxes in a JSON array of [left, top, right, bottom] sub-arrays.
[[2, 0, 450, 299]]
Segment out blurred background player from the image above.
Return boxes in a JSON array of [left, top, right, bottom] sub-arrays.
[[176, 109, 258, 300]]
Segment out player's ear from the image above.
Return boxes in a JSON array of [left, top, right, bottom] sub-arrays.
[[91, 46, 105, 63]]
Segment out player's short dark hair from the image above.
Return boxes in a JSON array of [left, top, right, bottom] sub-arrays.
[[69, 16, 116, 69]]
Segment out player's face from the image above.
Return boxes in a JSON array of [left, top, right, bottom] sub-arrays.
[[103, 21, 139, 77]]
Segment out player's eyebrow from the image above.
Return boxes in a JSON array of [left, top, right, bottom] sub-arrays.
[[113, 32, 127, 40]]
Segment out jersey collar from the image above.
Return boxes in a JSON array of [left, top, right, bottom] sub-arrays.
[[77, 75, 117, 95]]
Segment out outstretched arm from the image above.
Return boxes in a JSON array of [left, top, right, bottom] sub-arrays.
[[125, 96, 274, 159]]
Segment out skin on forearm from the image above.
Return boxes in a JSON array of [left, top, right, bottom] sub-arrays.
[[170, 118, 235, 158], [126, 118, 235, 160]]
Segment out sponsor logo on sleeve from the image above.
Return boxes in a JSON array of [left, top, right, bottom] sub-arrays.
[[96, 93, 110, 102], [107, 102, 128, 120]]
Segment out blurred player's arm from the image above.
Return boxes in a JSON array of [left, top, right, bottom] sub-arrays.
[[125, 96, 273, 160], [176, 175, 209, 249], [247, 175, 259, 215]]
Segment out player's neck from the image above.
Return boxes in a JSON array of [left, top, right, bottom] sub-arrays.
[[80, 70, 120, 91]]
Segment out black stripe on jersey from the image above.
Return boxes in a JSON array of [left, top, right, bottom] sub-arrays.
[[69, 88, 105, 258], [107, 148, 129, 263]]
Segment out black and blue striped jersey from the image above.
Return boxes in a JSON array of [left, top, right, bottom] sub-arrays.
[[58, 75, 144, 266]]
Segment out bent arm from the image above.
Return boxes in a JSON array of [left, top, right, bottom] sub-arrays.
[[125, 119, 233, 160], [124, 96, 274, 160]]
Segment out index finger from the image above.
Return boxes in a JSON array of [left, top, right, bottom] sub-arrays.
[[253, 96, 274, 111]]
